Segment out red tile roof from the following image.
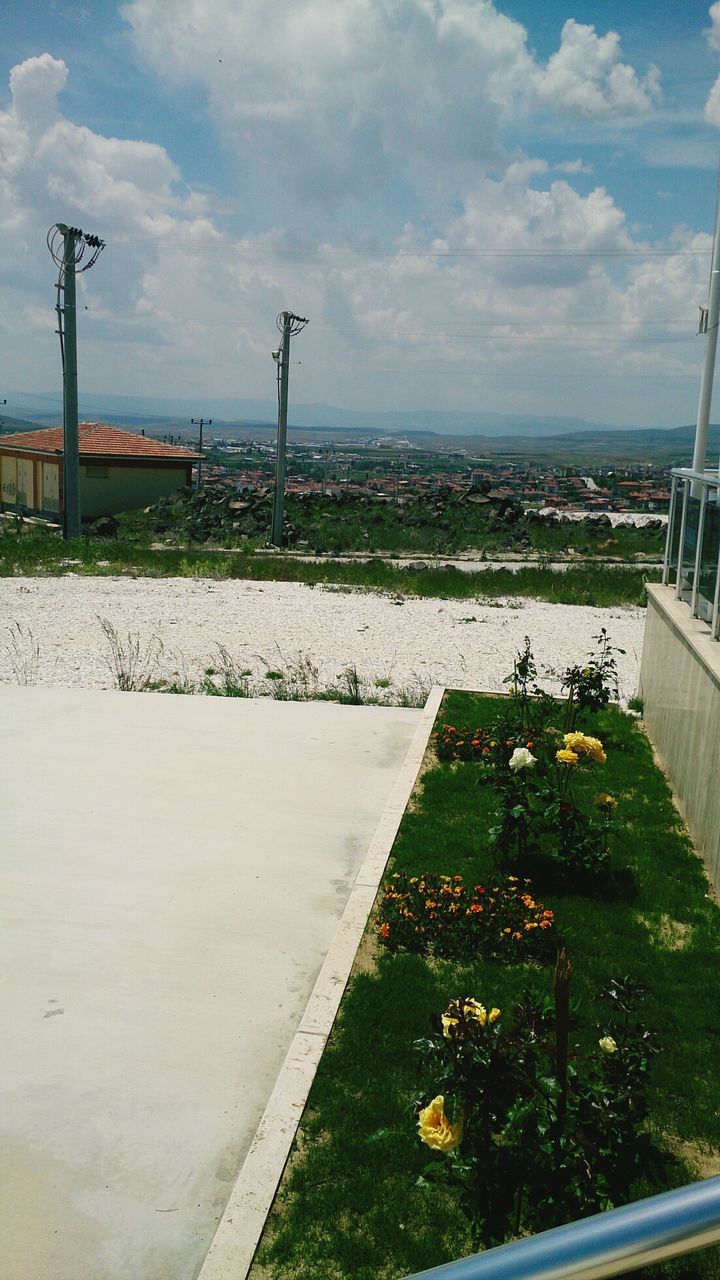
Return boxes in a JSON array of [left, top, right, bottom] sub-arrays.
[[0, 422, 201, 459]]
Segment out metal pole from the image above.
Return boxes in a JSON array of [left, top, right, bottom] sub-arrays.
[[191, 418, 211, 489], [710, 523, 720, 637], [272, 314, 292, 546], [691, 483, 707, 616], [692, 175, 720, 496], [62, 228, 81, 539], [402, 1175, 720, 1280]]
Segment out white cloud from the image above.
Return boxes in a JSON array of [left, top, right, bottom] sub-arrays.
[[123, 0, 658, 211], [705, 73, 720, 127], [9, 53, 69, 129], [122, 0, 533, 202], [554, 159, 594, 175], [0, 48, 704, 427], [504, 158, 549, 184], [0, 53, 219, 388], [500, 158, 603, 191], [534, 19, 661, 117], [706, 1, 720, 50]]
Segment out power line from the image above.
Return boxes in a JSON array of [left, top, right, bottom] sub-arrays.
[[109, 232, 710, 259]]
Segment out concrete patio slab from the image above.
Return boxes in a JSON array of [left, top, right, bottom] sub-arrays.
[[0, 686, 425, 1280]]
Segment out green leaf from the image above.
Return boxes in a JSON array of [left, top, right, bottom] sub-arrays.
[[365, 1127, 391, 1144]]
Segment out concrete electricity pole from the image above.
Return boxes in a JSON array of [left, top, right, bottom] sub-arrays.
[[191, 418, 212, 489], [271, 311, 308, 546], [47, 224, 105, 538], [692, 178, 720, 495]]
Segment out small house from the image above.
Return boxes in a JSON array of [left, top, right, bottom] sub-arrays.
[[0, 423, 201, 520]]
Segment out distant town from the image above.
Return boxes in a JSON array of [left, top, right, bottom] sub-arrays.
[[190, 435, 672, 514]]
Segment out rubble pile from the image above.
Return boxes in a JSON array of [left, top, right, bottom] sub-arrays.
[[131, 481, 663, 547]]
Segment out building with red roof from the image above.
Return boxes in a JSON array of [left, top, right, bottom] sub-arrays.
[[0, 423, 201, 520]]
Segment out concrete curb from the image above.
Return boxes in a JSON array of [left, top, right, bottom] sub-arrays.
[[196, 685, 445, 1280]]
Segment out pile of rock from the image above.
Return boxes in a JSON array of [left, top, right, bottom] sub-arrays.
[[141, 483, 277, 542], [130, 481, 663, 547]]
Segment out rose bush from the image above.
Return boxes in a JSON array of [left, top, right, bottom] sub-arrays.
[[414, 967, 659, 1248]]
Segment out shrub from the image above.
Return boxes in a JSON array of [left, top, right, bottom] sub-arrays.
[[414, 958, 660, 1248], [374, 871, 555, 962]]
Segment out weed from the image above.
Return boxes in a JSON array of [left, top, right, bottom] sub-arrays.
[[3, 621, 41, 684], [391, 675, 434, 708], [98, 617, 163, 691], [334, 664, 365, 705], [202, 644, 253, 697]]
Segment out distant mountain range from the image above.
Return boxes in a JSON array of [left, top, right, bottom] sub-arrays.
[[0, 392, 693, 438], [1, 394, 715, 463]]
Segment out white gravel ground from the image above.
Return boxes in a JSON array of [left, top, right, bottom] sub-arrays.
[[0, 576, 646, 701]]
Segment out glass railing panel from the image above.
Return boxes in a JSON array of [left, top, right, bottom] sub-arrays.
[[697, 498, 720, 623], [679, 496, 702, 603], [666, 483, 685, 584]]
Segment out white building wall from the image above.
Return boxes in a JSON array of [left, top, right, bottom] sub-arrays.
[[639, 583, 720, 895]]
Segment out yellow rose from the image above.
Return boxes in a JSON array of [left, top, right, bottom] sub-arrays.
[[563, 732, 606, 764], [418, 1096, 463, 1152], [599, 1035, 618, 1054], [582, 735, 606, 764], [556, 748, 578, 765], [442, 997, 488, 1037], [595, 792, 617, 811], [488, 1007, 501, 1024]]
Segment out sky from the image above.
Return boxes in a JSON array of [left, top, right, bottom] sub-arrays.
[[2, 0, 720, 428]]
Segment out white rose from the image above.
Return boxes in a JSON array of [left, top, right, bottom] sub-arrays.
[[599, 1036, 618, 1054], [509, 747, 536, 773]]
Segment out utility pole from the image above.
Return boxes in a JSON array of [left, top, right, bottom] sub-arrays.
[[191, 418, 211, 489], [271, 311, 308, 546], [692, 176, 720, 497], [47, 223, 105, 538], [61, 229, 80, 536], [322, 447, 332, 496]]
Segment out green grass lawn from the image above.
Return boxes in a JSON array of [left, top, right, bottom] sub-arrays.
[[0, 528, 654, 606], [253, 697, 720, 1280]]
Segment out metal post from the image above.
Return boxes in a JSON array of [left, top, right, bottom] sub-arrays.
[[692, 176, 720, 496], [710, 525, 720, 637], [691, 482, 707, 616], [662, 475, 677, 585], [675, 479, 690, 600], [191, 418, 211, 489], [62, 228, 81, 539]]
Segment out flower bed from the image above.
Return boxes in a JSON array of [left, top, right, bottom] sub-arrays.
[[255, 635, 720, 1280], [374, 871, 555, 961]]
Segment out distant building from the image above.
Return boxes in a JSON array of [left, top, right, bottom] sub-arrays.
[[0, 423, 201, 520]]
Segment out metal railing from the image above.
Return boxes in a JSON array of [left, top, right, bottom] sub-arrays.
[[403, 1175, 720, 1280], [663, 468, 720, 638]]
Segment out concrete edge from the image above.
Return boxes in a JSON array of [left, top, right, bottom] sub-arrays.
[[643, 583, 720, 695], [196, 685, 446, 1280]]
